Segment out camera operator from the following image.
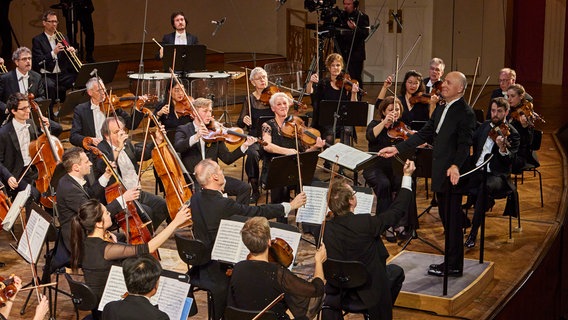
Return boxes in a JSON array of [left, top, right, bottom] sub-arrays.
[[335, 0, 369, 86]]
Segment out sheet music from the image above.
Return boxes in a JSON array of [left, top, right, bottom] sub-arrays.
[[99, 265, 191, 320], [318, 143, 372, 170], [296, 185, 375, 224], [16, 208, 50, 264], [212, 219, 301, 269], [2, 185, 30, 231]]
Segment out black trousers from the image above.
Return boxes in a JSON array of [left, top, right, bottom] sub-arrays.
[[436, 191, 464, 270]]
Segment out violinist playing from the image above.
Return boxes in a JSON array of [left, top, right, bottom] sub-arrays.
[[228, 216, 326, 320], [506, 83, 540, 173], [0, 275, 49, 320], [306, 53, 359, 146], [462, 97, 520, 248], [363, 96, 417, 242], [94, 117, 169, 231], [154, 82, 194, 134], [69, 199, 191, 319], [0, 93, 62, 206], [236, 67, 275, 203], [376, 70, 436, 126], [174, 97, 256, 204], [261, 92, 325, 205]]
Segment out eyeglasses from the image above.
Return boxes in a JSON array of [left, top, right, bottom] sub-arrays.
[[253, 76, 267, 81], [46, 20, 59, 24], [17, 106, 31, 111], [499, 78, 512, 83], [18, 57, 32, 61], [351, 190, 357, 197]]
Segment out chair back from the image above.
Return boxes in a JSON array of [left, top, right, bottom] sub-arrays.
[[324, 259, 369, 290], [174, 233, 211, 267], [531, 129, 543, 151], [224, 306, 277, 320], [64, 273, 99, 311]]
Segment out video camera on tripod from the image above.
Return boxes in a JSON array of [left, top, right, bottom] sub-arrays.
[[305, 0, 341, 24]]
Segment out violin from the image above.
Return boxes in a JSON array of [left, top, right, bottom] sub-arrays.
[[28, 93, 64, 208], [268, 238, 294, 268], [259, 86, 307, 110], [336, 72, 367, 96], [387, 121, 416, 141], [202, 120, 267, 146], [0, 275, 18, 306], [510, 101, 545, 127], [174, 96, 196, 118], [280, 116, 327, 148], [408, 80, 442, 106], [488, 122, 511, 147], [100, 93, 156, 114]]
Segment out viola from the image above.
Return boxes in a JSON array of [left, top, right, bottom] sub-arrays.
[[0, 275, 18, 306], [387, 121, 416, 141], [268, 238, 294, 268], [0, 190, 10, 223], [488, 122, 511, 147], [510, 101, 545, 127], [82, 137, 159, 260], [280, 116, 328, 148], [100, 93, 156, 114], [259, 86, 307, 110], [28, 93, 64, 208], [336, 72, 367, 96]]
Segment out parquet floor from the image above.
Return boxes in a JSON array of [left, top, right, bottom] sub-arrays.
[[0, 57, 563, 320]]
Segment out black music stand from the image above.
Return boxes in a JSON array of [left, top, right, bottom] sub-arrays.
[[318, 100, 369, 130], [264, 151, 319, 190], [55, 88, 89, 119], [74, 60, 119, 88], [162, 44, 206, 73]]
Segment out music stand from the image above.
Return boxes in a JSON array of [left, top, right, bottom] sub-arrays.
[[318, 100, 369, 128], [162, 44, 206, 73], [410, 120, 427, 131], [264, 151, 319, 190], [251, 115, 275, 137], [74, 60, 120, 88], [55, 88, 89, 119]]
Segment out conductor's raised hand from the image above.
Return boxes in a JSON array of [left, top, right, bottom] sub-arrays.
[[290, 191, 307, 210], [377, 146, 398, 158]]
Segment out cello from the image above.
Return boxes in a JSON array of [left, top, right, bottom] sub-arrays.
[[28, 93, 64, 208], [82, 138, 158, 259]]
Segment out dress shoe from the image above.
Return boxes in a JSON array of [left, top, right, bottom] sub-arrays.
[[462, 210, 472, 229], [397, 228, 413, 241], [465, 233, 477, 248], [428, 263, 463, 277], [384, 227, 397, 243], [249, 192, 260, 204]]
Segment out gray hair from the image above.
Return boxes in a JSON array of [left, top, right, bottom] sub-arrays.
[[269, 92, 292, 107], [249, 67, 267, 82], [12, 47, 31, 62]]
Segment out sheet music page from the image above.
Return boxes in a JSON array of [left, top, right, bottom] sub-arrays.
[[98, 265, 128, 311], [353, 192, 374, 215], [3, 185, 30, 231], [211, 219, 246, 263], [17, 209, 49, 264], [296, 185, 327, 224], [270, 228, 301, 270], [318, 143, 372, 170], [155, 276, 191, 320]]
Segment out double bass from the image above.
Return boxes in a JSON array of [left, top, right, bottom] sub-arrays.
[[28, 94, 64, 208]]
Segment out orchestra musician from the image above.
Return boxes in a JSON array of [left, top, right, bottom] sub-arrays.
[[94, 117, 169, 231], [506, 83, 539, 174], [228, 216, 326, 320], [486, 68, 533, 120], [307, 53, 359, 145], [463, 97, 520, 248], [0, 47, 46, 125], [379, 71, 476, 277], [322, 160, 415, 320], [102, 255, 169, 320], [423, 57, 445, 94], [69, 77, 144, 151], [0, 93, 62, 204], [31, 10, 78, 117], [376, 70, 436, 125], [69, 199, 191, 318], [62, 0, 96, 63], [157, 11, 198, 60], [363, 96, 417, 242], [153, 82, 194, 133], [0, 276, 49, 320], [190, 159, 307, 320], [236, 67, 275, 203], [261, 92, 325, 205], [174, 97, 255, 204]]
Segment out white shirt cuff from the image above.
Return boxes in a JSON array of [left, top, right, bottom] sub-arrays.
[[98, 175, 110, 187], [240, 144, 249, 153], [189, 135, 199, 147], [401, 175, 412, 191], [282, 202, 291, 217], [115, 196, 127, 209]]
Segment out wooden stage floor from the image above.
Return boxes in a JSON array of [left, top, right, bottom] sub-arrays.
[[0, 48, 565, 319]]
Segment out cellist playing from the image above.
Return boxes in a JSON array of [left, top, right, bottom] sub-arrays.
[[0, 92, 62, 207]]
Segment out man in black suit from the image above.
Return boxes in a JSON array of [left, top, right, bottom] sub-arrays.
[[70, 77, 144, 150], [335, 0, 369, 85], [486, 68, 533, 120], [157, 11, 199, 60], [190, 159, 306, 320], [0, 93, 62, 203], [322, 160, 415, 320], [102, 254, 169, 320], [94, 117, 169, 231], [57, 147, 137, 253], [463, 97, 520, 248], [379, 71, 476, 277], [0, 47, 46, 124], [31, 10, 78, 116], [62, 0, 95, 62], [423, 57, 445, 94], [174, 97, 254, 204]]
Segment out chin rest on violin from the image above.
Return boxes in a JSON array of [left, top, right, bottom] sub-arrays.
[[280, 116, 323, 148], [387, 121, 416, 141]]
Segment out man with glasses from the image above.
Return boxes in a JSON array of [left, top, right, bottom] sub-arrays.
[[0, 92, 61, 203], [486, 68, 533, 120], [423, 57, 445, 94], [0, 47, 47, 124], [31, 10, 78, 118]]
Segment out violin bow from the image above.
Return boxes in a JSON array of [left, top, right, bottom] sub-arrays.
[[167, 49, 176, 119], [252, 293, 285, 320], [245, 67, 252, 121], [387, 34, 422, 96], [292, 121, 303, 193], [468, 56, 480, 105], [470, 76, 490, 109], [318, 155, 339, 249]]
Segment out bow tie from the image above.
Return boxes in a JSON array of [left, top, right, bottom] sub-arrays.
[[48, 35, 56, 41], [91, 104, 101, 111], [19, 123, 30, 131]]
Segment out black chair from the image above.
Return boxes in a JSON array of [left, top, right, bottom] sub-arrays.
[[514, 129, 543, 207], [174, 233, 216, 320], [224, 306, 277, 320], [64, 273, 98, 320], [322, 259, 370, 320]]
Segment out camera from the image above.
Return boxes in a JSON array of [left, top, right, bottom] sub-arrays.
[[304, 0, 337, 12]]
